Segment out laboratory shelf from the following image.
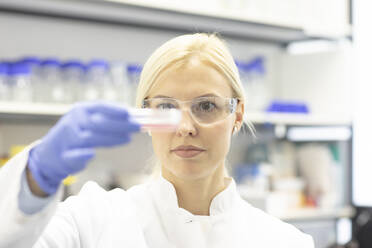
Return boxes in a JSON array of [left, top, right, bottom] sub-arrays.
[[246, 111, 352, 126], [0, 0, 310, 44], [0, 102, 71, 119], [274, 206, 355, 222]]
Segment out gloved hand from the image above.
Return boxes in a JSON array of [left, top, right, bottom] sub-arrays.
[[27, 102, 141, 195]]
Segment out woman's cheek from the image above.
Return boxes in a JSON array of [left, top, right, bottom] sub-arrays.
[[151, 133, 169, 160], [204, 122, 232, 156], [208, 121, 232, 139]]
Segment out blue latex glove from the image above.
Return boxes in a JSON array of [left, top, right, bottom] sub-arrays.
[[28, 102, 141, 195]]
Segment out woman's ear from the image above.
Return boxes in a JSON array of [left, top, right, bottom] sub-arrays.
[[234, 101, 244, 132]]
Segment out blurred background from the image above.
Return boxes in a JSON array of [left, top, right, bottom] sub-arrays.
[[0, 0, 372, 247]]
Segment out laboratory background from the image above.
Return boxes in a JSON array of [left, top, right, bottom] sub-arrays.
[[0, 0, 372, 247]]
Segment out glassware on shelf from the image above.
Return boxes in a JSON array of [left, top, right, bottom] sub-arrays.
[[20, 56, 42, 103], [38, 58, 62, 103], [236, 56, 269, 112], [126, 64, 142, 106], [248, 56, 269, 111], [84, 59, 110, 102], [0, 62, 10, 102], [1, 56, 146, 106], [8, 62, 33, 103], [61, 60, 85, 103]]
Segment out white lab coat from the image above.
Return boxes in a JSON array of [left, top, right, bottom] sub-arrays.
[[0, 143, 314, 248]]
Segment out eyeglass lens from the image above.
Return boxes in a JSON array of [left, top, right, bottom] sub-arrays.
[[144, 97, 235, 124]]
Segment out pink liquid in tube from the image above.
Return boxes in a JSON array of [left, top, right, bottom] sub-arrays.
[[128, 108, 181, 132]]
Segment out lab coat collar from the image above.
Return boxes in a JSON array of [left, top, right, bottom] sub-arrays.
[[149, 175, 239, 217]]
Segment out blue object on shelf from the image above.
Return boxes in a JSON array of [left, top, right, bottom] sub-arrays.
[[20, 56, 41, 66], [0, 62, 9, 75], [41, 58, 61, 67], [127, 64, 142, 74], [88, 59, 109, 71], [266, 100, 309, 114], [61, 60, 86, 71], [8, 62, 31, 75], [249, 56, 265, 75], [127, 64, 143, 86], [235, 56, 266, 75]]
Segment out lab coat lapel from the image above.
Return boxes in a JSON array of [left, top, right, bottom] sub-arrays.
[[149, 176, 239, 248]]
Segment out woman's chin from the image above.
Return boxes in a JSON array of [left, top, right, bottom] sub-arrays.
[[172, 165, 211, 181]]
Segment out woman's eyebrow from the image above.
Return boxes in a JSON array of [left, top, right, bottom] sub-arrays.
[[152, 95, 172, 98], [197, 93, 219, 97], [152, 93, 219, 99]]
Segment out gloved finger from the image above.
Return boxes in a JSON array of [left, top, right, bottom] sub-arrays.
[[76, 130, 132, 148], [63, 103, 91, 132], [85, 113, 141, 135], [62, 148, 96, 174], [85, 102, 130, 119]]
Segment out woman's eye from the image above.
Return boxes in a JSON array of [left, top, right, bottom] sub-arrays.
[[156, 103, 176, 109], [198, 101, 217, 112]]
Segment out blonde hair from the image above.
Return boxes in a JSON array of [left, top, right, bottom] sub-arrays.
[[135, 33, 254, 176]]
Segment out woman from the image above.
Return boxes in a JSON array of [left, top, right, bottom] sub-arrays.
[[0, 33, 313, 247]]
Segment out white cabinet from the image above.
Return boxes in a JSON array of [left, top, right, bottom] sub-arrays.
[[107, 0, 351, 38], [299, 0, 351, 38]]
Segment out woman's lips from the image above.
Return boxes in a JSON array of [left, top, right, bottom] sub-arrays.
[[173, 150, 204, 158]]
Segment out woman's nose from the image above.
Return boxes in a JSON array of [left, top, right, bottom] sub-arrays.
[[175, 110, 197, 137]]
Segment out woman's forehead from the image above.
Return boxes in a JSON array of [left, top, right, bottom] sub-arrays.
[[148, 62, 233, 100]]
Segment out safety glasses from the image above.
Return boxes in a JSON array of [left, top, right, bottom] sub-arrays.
[[142, 96, 239, 125]]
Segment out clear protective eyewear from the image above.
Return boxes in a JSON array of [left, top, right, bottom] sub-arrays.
[[142, 96, 239, 125]]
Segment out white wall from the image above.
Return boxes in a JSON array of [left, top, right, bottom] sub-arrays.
[[0, 12, 280, 62], [352, 0, 372, 207], [277, 45, 353, 120]]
